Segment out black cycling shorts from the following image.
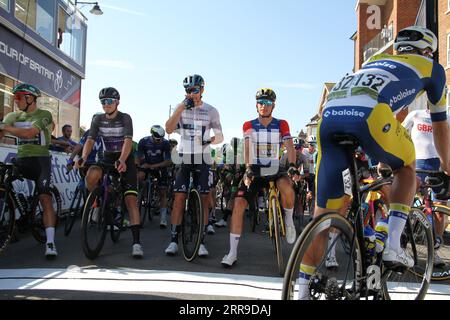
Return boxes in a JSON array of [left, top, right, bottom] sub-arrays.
[[97, 153, 138, 197], [173, 163, 212, 195], [16, 156, 52, 195], [235, 171, 287, 205]]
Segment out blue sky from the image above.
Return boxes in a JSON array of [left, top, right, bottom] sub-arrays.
[[79, 0, 357, 143]]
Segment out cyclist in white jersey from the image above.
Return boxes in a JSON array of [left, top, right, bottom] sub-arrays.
[[165, 74, 223, 257], [403, 107, 450, 267]]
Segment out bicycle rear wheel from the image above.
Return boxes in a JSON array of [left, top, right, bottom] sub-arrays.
[[381, 207, 433, 300], [271, 196, 284, 275], [81, 187, 107, 260], [282, 212, 363, 300], [0, 191, 15, 255], [181, 188, 203, 262], [64, 186, 83, 236], [427, 205, 450, 281]]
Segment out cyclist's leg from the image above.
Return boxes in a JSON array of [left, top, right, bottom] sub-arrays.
[[276, 174, 296, 243], [365, 103, 416, 266], [166, 164, 189, 252], [122, 156, 143, 256], [18, 157, 57, 255], [223, 178, 260, 263]]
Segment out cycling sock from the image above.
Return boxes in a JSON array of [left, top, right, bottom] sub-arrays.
[[284, 208, 294, 226], [387, 203, 410, 253], [45, 227, 55, 244], [229, 233, 240, 258], [171, 224, 181, 243], [130, 225, 140, 244], [298, 264, 316, 300], [328, 232, 339, 258], [160, 207, 168, 216]]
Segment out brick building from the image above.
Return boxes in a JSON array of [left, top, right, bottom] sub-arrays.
[[354, 0, 422, 71], [438, 0, 450, 115]]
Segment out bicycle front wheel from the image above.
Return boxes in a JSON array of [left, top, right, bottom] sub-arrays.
[[381, 207, 433, 300], [80, 187, 107, 260], [271, 196, 284, 275], [282, 212, 363, 300], [64, 186, 83, 236], [138, 183, 148, 227], [181, 189, 203, 262], [0, 191, 15, 255]]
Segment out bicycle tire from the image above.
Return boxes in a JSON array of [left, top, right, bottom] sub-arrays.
[[413, 206, 450, 281], [0, 191, 16, 255], [138, 183, 148, 227], [181, 188, 203, 262], [250, 198, 258, 233], [80, 187, 107, 260], [64, 186, 83, 236], [271, 196, 284, 275], [110, 203, 124, 243], [381, 207, 433, 300], [282, 212, 363, 300]]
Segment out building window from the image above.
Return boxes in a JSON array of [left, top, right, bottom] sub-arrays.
[[0, 0, 8, 11], [15, 0, 55, 44], [58, 6, 86, 66]]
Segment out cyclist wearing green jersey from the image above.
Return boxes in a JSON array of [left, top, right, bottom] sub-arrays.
[[0, 83, 57, 258]]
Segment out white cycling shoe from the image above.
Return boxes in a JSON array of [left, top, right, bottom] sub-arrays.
[[285, 224, 297, 244], [221, 254, 237, 268], [165, 242, 178, 256], [382, 247, 414, 269], [198, 244, 209, 257]]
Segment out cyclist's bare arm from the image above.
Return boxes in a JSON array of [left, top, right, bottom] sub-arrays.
[[119, 138, 133, 164], [81, 138, 95, 163], [284, 138, 296, 165], [165, 104, 184, 134], [210, 133, 224, 145], [432, 120, 450, 173], [3, 125, 39, 139]]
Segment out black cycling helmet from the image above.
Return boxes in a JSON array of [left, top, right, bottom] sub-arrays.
[[183, 74, 205, 88], [12, 83, 41, 98], [256, 88, 276, 102], [150, 125, 165, 139], [99, 87, 120, 100]]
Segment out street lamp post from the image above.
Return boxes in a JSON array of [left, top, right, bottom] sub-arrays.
[[74, 1, 103, 15]]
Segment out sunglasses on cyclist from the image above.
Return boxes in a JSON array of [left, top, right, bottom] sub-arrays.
[[185, 87, 201, 94], [100, 98, 117, 106], [257, 99, 274, 106]]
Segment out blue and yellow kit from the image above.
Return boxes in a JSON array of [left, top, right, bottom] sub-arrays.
[[316, 53, 447, 209]]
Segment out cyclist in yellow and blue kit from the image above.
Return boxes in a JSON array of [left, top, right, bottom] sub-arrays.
[[297, 26, 450, 300]]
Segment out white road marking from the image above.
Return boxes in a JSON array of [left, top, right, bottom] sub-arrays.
[[0, 267, 449, 300]]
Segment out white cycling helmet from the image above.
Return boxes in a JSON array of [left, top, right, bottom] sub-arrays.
[[307, 135, 317, 144], [150, 125, 165, 139], [394, 26, 438, 54]]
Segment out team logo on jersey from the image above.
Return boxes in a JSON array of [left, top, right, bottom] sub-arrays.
[[382, 123, 391, 133]]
